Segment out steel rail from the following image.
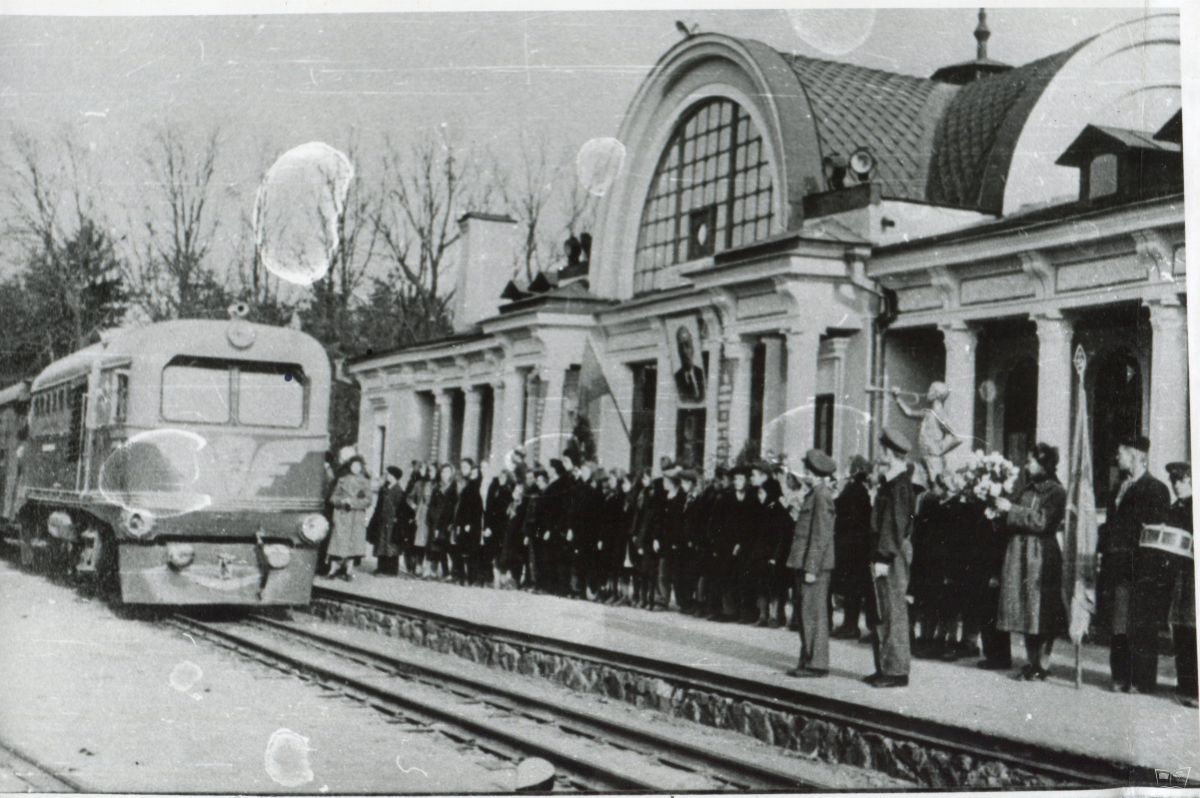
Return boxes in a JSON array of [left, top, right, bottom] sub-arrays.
[[311, 584, 1129, 788], [169, 614, 671, 792], [247, 614, 817, 790], [0, 738, 84, 792]]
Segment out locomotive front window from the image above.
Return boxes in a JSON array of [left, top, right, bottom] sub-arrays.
[[238, 363, 305, 428], [162, 359, 232, 424]]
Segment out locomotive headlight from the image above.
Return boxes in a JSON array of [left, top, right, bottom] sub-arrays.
[[300, 514, 329, 543], [121, 509, 156, 538], [166, 543, 195, 570]]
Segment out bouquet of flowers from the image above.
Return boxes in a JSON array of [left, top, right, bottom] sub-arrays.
[[950, 450, 1020, 519]]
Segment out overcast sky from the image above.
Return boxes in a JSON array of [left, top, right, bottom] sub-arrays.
[[0, 5, 1171, 285]]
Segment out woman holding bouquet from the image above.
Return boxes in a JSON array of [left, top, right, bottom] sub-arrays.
[[994, 443, 1067, 680]]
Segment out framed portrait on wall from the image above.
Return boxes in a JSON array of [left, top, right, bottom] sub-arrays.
[[664, 315, 706, 407]]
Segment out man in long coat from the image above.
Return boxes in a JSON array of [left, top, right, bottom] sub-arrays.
[[695, 467, 729, 619], [832, 456, 873, 639], [1098, 436, 1171, 693], [786, 449, 837, 677], [866, 429, 916, 688]]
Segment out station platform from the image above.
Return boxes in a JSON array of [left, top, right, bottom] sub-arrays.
[[313, 566, 1198, 781]]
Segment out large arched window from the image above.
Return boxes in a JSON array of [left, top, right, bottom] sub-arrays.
[[634, 98, 775, 293]]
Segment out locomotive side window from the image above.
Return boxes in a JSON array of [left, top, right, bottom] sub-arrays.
[[162, 357, 232, 424], [238, 363, 305, 428]]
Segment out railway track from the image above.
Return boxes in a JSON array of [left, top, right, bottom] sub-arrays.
[[309, 584, 1134, 789], [0, 739, 83, 793], [170, 612, 820, 793]]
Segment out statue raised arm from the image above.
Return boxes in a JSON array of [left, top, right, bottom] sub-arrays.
[[890, 381, 961, 484]]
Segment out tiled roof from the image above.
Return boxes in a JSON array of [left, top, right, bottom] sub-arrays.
[[784, 54, 948, 201], [925, 42, 1087, 212]]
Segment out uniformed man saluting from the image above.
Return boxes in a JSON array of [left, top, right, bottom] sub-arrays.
[[866, 428, 916, 688], [786, 448, 837, 678]]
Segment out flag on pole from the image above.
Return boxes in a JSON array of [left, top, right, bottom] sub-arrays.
[[577, 336, 630, 447], [1063, 346, 1099, 679]]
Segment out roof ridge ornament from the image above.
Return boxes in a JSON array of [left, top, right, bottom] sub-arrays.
[[975, 8, 991, 62]]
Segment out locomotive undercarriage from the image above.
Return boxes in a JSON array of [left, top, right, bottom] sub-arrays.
[[13, 503, 316, 606]]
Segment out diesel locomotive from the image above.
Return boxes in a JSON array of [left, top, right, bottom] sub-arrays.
[[0, 313, 332, 605]]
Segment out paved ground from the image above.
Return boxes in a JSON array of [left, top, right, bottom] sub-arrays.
[[0, 560, 519, 793], [317, 567, 1200, 774]]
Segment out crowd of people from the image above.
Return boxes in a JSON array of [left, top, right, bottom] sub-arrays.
[[318, 430, 1196, 705]]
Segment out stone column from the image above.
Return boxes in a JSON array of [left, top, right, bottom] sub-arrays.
[[1148, 300, 1189, 478], [784, 327, 821, 463], [461, 385, 482, 463], [434, 388, 453, 464], [726, 338, 754, 461], [1033, 313, 1072, 469], [940, 320, 979, 469], [539, 365, 568, 461]]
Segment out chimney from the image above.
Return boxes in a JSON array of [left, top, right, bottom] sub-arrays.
[[452, 212, 519, 332]]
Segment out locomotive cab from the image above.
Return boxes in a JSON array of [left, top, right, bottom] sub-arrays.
[[12, 318, 332, 606]]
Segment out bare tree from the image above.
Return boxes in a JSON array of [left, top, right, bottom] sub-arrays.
[[498, 135, 598, 282], [371, 130, 493, 333], [129, 125, 228, 320], [2, 131, 127, 363]]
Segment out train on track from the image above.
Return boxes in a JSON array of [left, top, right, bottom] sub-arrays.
[[0, 310, 332, 605]]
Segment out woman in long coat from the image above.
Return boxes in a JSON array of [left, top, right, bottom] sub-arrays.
[[408, 466, 433, 576], [328, 456, 374, 581], [995, 442, 1067, 681], [498, 481, 527, 588], [426, 464, 458, 580]]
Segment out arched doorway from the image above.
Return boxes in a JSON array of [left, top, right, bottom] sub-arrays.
[[1090, 348, 1143, 507], [1002, 357, 1038, 467]]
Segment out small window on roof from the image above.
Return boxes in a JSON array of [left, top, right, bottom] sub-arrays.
[[1089, 154, 1118, 198]]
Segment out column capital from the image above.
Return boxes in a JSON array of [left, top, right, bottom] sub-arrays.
[[433, 386, 453, 403], [1148, 298, 1187, 334], [464, 385, 483, 405], [721, 336, 753, 359], [1033, 311, 1073, 343], [938, 318, 975, 335], [823, 335, 851, 356]]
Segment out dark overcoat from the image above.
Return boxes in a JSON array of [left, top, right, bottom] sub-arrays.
[[1169, 496, 1195, 628], [1097, 471, 1171, 627], [996, 474, 1067, 636], [832, 477, 872, 595]]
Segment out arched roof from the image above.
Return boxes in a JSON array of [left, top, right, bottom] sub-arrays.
[[784, 54, 954, 201], [925, 42, 1089, 212]]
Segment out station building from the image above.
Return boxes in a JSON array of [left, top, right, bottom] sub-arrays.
[[348, 12, 1185, 503]]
